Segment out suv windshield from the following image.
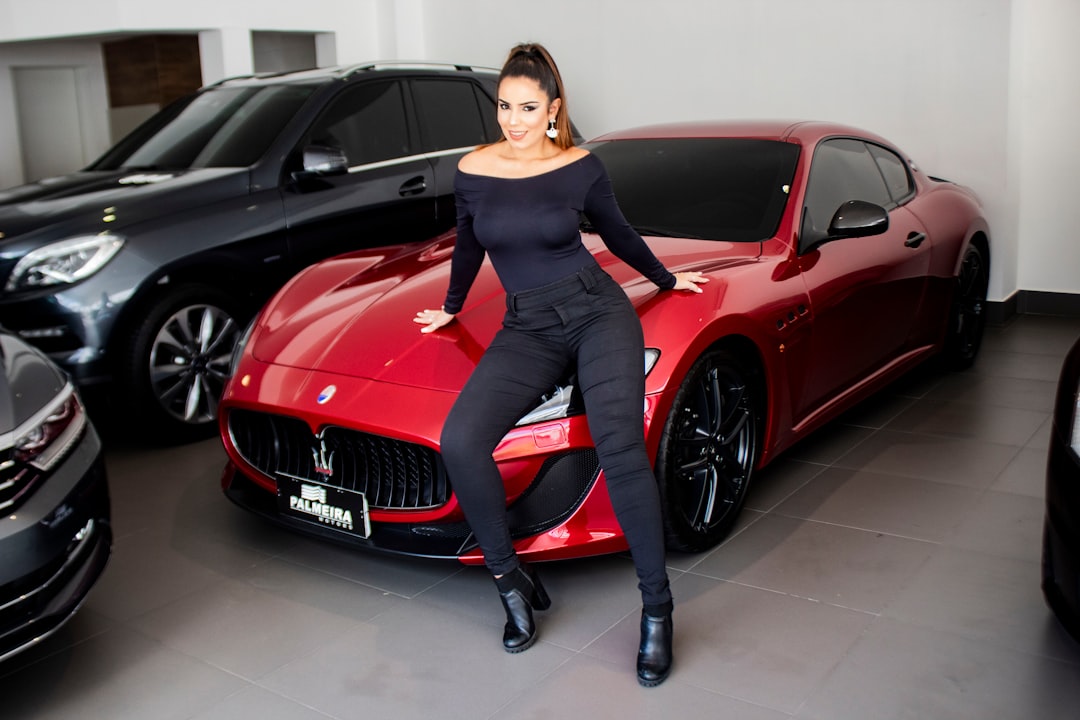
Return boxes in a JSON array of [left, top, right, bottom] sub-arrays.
[[586, 138, 800, 242], [89, 84, 318, 171]]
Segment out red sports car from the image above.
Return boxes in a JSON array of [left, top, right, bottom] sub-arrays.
[[218, 120, 990, 562]]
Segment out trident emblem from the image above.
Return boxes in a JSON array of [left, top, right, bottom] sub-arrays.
[[312, 439, 334, 477]]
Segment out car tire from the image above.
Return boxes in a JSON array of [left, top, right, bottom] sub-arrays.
[[655, 348, 761, 552], [943, 243, 989, 370], [119, 284, 246, 443]]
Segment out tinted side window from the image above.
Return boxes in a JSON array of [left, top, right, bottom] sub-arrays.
[[306, 81, 410, 166], [803, 139, 891, 237], [868, 143, 914, 204], [412, 79, 492, 152]]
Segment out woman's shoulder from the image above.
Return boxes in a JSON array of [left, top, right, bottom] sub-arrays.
[[457, 146, 497, 175]]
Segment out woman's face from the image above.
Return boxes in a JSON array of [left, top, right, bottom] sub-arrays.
[[497, 75, 560, 153]]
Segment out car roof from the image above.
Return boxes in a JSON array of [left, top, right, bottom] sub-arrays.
[[210, 62, 498, 89], [590, 120, 897, 148]]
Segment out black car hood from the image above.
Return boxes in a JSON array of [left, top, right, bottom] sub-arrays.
[[0, 332, 66, 436], [0, 167, 252, 245]]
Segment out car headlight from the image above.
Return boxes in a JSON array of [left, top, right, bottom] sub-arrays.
[[228, 317, 257, 377], [5, 233, 125, 292], [515, 348, 661, 426], [14, 384, 87, 473]]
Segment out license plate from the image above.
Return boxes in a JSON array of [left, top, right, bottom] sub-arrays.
[[276, 475, 371, 539]]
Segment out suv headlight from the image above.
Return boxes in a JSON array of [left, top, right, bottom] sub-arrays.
[[515, 348, 661, 426], [6, 234, 125, 292]]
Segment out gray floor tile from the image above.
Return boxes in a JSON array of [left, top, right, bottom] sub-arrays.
[[782, 423, 875, 465], [969, 348, 1067, 382], [882, 547, 1079, 662], [187, 685, 338, 720], [128, 576, 365, 680], [992, 446, 1051, 498], [833, 429, 1021, 489], [797, 618, 1080, 720], [774, 466, 983, 542], [924, 372, 1058, 412], [238, 556, 404, 623], [692, 514, 936, 613], [943, 489, 1046, 562], [885, 399, 1048, 446], [584, 573, 873, 714], [83, 526, 271, 622], [258, 603, 573, 720], [493, 653, 791, 719], [0, 625, 247, 720], [275, 534, 463, 597], [744, 457, 828, 512]]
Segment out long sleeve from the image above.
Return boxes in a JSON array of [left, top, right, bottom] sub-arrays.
[[442, 185, 486, 315], [583, 165, 676, 290]]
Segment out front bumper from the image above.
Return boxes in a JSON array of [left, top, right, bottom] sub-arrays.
[[0, 423, 112, 664], [0, 280, 130, 386], [220, 362, 639, 563]]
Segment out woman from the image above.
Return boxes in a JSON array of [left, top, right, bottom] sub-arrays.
[[414, 43, 706, 687]]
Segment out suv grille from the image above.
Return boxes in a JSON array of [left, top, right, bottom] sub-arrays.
[[228, 409, 450, 510], [0, 448, 43, 514]]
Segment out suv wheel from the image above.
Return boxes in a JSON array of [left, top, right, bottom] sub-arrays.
[[121, 284, 245, 442]]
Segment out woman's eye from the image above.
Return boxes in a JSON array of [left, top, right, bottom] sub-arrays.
[[523, 105, 538, 112], [498, 102, 509, 110]]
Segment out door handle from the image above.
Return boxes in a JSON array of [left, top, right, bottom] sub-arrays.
[[904, 232, 927, 248], [399, 177, 427, 196]]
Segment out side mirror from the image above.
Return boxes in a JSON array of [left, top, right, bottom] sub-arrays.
[[298, 144, 349, 177], [799, 200, 890, 255], [828, 200, 889, 239]]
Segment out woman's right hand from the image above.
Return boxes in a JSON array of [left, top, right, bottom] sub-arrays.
[[414, 307, 456, 333]]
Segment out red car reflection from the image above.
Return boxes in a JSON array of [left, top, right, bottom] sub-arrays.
[[219, 121, 990, 563]]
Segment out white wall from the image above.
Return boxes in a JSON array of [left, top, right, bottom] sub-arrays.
[[1013, 0, 1080, 295], [0, 0, 1077, 304]]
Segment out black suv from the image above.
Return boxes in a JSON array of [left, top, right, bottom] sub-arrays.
[[0, 62, 514, 440]]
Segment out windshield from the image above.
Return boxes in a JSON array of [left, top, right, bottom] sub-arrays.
[[585, 137, 800, 242], [88, 84, 318, 171]]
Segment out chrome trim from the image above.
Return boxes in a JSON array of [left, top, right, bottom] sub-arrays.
[[0, 519, 104, 665], [346, 146, 476, 175]]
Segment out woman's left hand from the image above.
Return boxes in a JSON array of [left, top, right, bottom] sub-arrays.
[[672, 271, 708, 293]]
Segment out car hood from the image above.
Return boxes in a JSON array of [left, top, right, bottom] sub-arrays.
[[0, 168, 251, 246], [0, 332, 66, 435], [250, 234, 759, 392]]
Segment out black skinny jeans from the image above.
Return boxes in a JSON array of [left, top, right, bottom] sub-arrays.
[[440, 264, 672, 608]]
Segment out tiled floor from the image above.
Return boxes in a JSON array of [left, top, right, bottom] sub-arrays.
[[3, 313, 1080, 718]]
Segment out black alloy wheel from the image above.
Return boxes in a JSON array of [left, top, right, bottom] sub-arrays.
[[944, 243, 989, 369], [656, 348, 760, 552], [122, 284, 244, 442]]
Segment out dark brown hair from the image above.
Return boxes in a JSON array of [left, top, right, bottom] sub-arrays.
[[498, 43, 574, 150]]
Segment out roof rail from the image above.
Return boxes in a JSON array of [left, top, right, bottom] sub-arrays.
[[339, 61, 498, 77]]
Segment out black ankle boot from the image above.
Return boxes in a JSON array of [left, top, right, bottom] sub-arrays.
[[637, 610, 673, 686], [494, 564, 551, 653]]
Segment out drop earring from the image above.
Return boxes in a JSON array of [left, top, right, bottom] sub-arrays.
[[546, 119, 559, 139]]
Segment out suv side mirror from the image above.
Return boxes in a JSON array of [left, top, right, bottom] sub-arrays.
[[300, 144, 349, 176]]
